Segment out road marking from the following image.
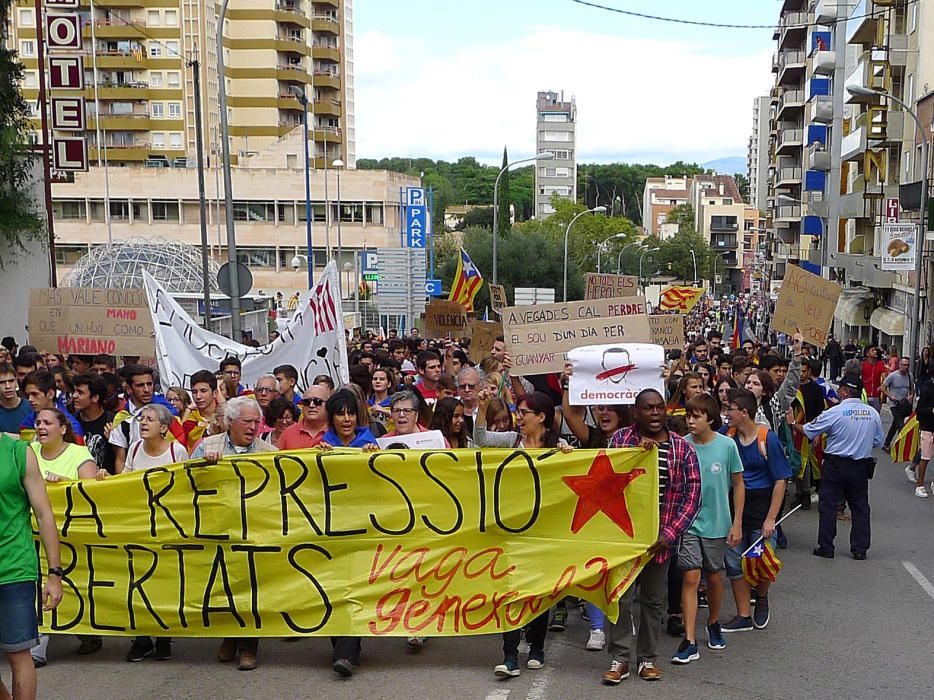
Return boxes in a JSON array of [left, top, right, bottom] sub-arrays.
[[525, 664, 555, 700], [902, 561, 934, 600], [484, 690, 510, 700]]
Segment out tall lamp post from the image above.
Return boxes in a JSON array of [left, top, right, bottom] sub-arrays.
[[596, 232, 627, 273], [639, 247, 660, 293], [492, 151, 554, 285], [617, 241, 643, 275], [563, 206, 607, 301], [689, 249, 698, 284], [290, 85, 313, 288], [848, 85, 929, 354], [332, 158, 345, 297]]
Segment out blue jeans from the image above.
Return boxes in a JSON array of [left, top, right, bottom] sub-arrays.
[[724, 529, 777, 581], [0, 581, 38, 653]]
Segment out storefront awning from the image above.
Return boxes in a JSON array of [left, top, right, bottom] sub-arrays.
[[835, 295, 872, 327], [869, 307, 905, 337]]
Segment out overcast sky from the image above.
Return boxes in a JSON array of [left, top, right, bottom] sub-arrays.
[[352, 0, 777, 165]]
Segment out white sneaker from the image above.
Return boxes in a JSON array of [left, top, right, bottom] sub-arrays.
[[586, 628, 606, 651], [914, 486, 929, 498], [906, 465, 918, 483]]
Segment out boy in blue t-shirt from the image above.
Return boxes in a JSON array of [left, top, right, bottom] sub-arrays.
[[673, 395, 745, 664], [721, 387, 792, 635]]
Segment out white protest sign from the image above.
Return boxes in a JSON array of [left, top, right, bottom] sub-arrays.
[[567, 343, 666, 406], [376, 430, 448, 450], [143, 262, 349, 391]]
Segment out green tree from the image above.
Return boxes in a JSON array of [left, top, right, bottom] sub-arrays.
[[733, 172, 750, 202], [665, 203, 696, 234], [0, 4, 44, 265], [497, 147, 510, 237], [456, 206, 494, 231]]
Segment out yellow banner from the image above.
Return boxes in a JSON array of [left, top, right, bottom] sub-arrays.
[[37, 447, 658, 637]]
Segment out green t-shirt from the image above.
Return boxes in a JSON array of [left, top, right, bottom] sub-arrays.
[[0, 434, 39, 585], [685, 432, 744, 539]]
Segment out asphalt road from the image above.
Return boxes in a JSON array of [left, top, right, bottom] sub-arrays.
[[24, 427, 934, 699]]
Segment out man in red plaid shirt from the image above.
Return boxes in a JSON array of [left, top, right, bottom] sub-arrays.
[[602, 388, 701, 685]]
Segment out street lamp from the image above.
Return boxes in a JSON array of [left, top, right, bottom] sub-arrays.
[[689, 249, 698, 285], [639, 247, 660, 293], [492, 151, 555, 285], [596, 232, 627, 273], [332, 158, 344, 297], [848, 84, 929, 354], [563, 206, 607, 301], [289, 85, 313, 288], [617, 241, 643, 275]]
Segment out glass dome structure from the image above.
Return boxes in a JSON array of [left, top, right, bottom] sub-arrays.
[[62, 237, 219, 294]]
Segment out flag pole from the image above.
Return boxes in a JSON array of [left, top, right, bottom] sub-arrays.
[[740, 504, 804, 557]]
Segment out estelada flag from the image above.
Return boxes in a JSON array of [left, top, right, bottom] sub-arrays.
[[657, 285, 704, 313], [448, 248, 483, 312], [891, 412, 919, 463], [742, 540, 783, 588]]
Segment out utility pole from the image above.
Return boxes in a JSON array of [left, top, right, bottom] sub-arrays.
[[189, 55, 212, 331]]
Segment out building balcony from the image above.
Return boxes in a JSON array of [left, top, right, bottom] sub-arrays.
[[776, 128, 803, 154], [776, 166, 803, 186], [845, 54, 891, 103], [312, 45, 340, 62], [313, 97, 342, 116], [711, 237, 739, 250], [779, 11, 808, 49], [311, 15, 339, 33], [778, 49, 806, 84], [773, 242, 804, 260], [88, 113, 152, 130], [777, 89, 805, 118], [88, 145, 186, 162], [774, 204, 801, 222], [313, 71, 340, 89], [814, 0, 841, 25], [841, 109, 904, 161], [807, 94, 833, 124], [808, 144, 831, 171], [811, 50, 835, 76], [846, 1, 877, 45]]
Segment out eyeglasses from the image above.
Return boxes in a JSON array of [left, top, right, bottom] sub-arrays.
[[391, 407, 416, 416], [300, 397, 325, 407], [517, 408, 540, 417], [458, 382, 477, 389]]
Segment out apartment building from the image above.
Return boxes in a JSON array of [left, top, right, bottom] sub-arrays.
[[534, 90, 577, 218], [7, 0, 354, 167], [642, 175, 693, 237], [692, 174, 747, 293], [748, 95, 771, 211]]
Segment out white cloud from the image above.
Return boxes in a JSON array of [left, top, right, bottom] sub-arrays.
[[353, 26, 773, 165]]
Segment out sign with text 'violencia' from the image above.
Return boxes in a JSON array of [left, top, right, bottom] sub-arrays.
[[503, 298, 652, 375], [37, 448, 658, 637]]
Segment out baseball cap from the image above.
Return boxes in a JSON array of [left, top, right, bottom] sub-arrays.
[[840, 376, 862, 391]]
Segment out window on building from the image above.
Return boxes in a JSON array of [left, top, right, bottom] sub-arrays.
[[168, 102, 181, 118], [150, 72, 163, 87], [54, 245, 87, 266], [277, 202, 295, 224], [233, 201, 278, 222], [540, 166, 570, 178], [19, 9, 34, 26], [24, 71, 38, 88], [911, 2, 918, 32], [151, 200, 180, 221], [20, 40, 35, 56], [54, 200, 86, 220], [109, 200, 131, 220], [366, 203, 383, 225], [152, 132, 165, 147], [110, 131, 135, 147], [164, 10, 178, 26], [908, 74, 914, 106], [540, 130, 571, 142], [110, 102, 134, 114], [237, 247, 278, 267], [169, 133, 182, 148], [151, 103, 164, 118], [149, 43, 161, 57], [722, 198, 733, 205], [167, 72, 180, 88], [541, 113, 568, 122], [147, 10, 161, 25], [550, 149, 570, 160]]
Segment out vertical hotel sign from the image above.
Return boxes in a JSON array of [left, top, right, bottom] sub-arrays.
[[46, 0, 88, 171]]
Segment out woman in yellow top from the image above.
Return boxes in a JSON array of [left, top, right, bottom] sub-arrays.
[[30, 408, 106, 668]]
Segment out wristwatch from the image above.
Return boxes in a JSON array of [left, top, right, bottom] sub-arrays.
[[47, 567, 64, 578]]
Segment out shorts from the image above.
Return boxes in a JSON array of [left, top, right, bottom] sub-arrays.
[[724, 529, 777, 581], [0, 580, 39, 652], [922, 431, 934, 461], [677, 533, 726, 572]]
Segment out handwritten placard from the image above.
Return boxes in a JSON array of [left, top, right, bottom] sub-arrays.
[[468, 320, 501, 363], [584, 273, 639, 300], [503, 297, 652, 375], [29, 287, 155, 356], [648, 315, 684, 350], [424, 299, 468, 338], [770, 265, 840, 348], [488, 284, 507, 313]]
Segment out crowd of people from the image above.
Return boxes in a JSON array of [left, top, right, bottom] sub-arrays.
[[0, 308, 904, 694]]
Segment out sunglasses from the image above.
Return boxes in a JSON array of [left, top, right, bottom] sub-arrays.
[[458, 382, 477, 389], [300, 397, 325, 407]]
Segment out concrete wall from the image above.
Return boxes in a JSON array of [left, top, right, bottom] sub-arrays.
[[0, 156, 51, 343]]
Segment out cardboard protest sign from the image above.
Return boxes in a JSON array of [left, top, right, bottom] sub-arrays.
[[488, 284, 507, 312], [503, 298, 652, 376], [468, 319, 501, 364], [424, 299, 468, 338], [38, 447, 659, 637], [648, 315, 684, 350], [567, 343, 666, 405], [29, 287, 155, 356], [770, 264, 840, 348], [584, 273, 639, 300]]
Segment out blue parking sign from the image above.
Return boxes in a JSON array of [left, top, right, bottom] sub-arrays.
[[425, 279, 442, 296], [405, 187, 427, 248]]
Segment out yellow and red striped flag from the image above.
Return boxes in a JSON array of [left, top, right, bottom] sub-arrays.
[[742, 540, 783, 588], [448, 248, 483, 312], [658, 285, 705, 313], [890, 412, 919, 463]]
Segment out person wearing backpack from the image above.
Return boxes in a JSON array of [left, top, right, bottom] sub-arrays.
[[721, 388, 792, 633]]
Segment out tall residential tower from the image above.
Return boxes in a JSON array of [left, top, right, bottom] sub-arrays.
[[534, 90, 576, 218]]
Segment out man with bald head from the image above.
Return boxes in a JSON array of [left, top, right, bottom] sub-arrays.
[[277, 384, 330, 449]]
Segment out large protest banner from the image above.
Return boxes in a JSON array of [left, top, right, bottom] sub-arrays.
[[584, 273, 639, 300], [503, 298, 652, 375], [37, 448, 658, 637], [143, 263, 348, 391], [29, 287, 154, 356], [770, 264, 841, 348]]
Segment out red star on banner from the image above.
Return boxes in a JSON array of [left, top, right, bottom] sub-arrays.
[[562, 450, 645, 537]]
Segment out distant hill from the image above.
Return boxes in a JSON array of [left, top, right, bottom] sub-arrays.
[[701, 156, 746, 176]]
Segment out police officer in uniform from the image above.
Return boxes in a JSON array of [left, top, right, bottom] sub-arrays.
[[787, 377, 883, 560]]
